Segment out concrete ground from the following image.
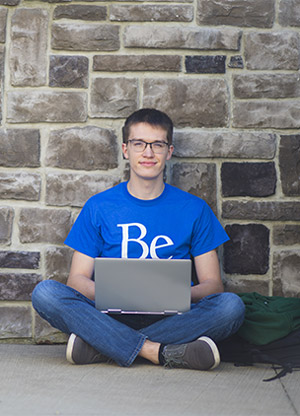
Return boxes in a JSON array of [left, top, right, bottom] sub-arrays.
[[0, 344, 299, 416]]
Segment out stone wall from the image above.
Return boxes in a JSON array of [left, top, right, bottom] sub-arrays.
[[0, 0, 299, 343]]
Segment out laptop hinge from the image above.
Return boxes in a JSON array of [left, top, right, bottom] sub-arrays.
[[164, 310, 180, 315], [106, 309, 122, 314], [102, 309, 181, 315]]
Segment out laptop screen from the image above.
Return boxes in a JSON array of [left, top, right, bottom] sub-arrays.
[[94, 258, 191, 315]]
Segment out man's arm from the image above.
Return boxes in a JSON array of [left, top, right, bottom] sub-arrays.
[[191, 249, 224, 303], [67, 251, 96, 300]]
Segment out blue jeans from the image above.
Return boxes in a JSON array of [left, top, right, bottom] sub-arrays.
[[32, 280, 245, 367]]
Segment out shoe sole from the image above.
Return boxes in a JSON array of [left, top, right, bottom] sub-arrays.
[[66, 333, 77, 364], [198, 336, 221, 370]]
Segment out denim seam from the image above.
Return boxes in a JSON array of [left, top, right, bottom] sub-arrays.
[[124, 334, 148, 367]]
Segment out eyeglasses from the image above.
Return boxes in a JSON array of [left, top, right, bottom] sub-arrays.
[[127, 139, 169, 154]]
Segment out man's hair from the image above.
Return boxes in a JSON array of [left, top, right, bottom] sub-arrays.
[[122, 108, 173, 145]]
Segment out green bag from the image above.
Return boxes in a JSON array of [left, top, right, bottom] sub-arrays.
[[237, 292, 300, 345]]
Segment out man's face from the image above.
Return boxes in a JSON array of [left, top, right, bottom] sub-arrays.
[[122, 122, 174, 181]]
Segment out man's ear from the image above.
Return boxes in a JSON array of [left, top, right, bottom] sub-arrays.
[[122, 143, 129, 159], [166, 145, 174, 161]]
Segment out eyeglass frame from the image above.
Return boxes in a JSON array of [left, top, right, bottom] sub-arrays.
[[127, 139, 170, 154]]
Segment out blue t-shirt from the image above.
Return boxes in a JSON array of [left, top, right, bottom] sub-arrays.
[[64, 182, 229, 259]]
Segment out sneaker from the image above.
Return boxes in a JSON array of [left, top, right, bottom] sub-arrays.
[[66, 333, 110, 365], [161, 336, 220, 370]]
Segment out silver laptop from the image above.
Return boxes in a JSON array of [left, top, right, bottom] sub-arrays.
[[94, 257, 191, 315]]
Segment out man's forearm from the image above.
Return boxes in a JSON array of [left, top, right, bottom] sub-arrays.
[[67, 274, 95, 301], [191, 279, 224, 303]]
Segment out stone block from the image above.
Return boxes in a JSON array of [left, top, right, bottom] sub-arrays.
[[221, 162, 276, 197], [93, 55, 181, 72], [279, 0, 300, 27], [0, 273, 41, 300], [49, 55, 89, 88], [185, 55, 226, 74], [233, 74, 300, 99], [173, 130, 277, 158], [0, 129, 40, 167], [124, 25, 241, 50], [169, 162, 217, 213], [224, 224, 270, 275], [0, 172, 41, 201], [197, 0, 275, 27], [45, 247, 72, 283], [54, 5, 107, 21], [224, 277, 269, 296], [0, 44, 4, 78], [279, 135, 300, 196], [26, 0, 193, 2], [19, 208, 72, 244], [51, 22, 120, 51], [232, 100, 300, 129], [244, 31, 300, 70], [0, 0, 19, 4], [10, 8, 49, 86], [0, 306, 32, 339], [273, 225, 300, 246], [34, 312, 68, 344], [173, 131, 276, 159], [228, 55, 244, 69], [0, 207, 14, 244], [90, 78, 138, 118], [46, 173, 119, 208], [222, 201, 300, 221], [0, 7, 7, 43], [273, 250, 300, 297], [0, 250, 40, 269], [110, 5, 193, 21], [7, 91, 87, 123], [0, 45, 3, 120], [143, 78, 228, 128], [45, 126, 118, 170]]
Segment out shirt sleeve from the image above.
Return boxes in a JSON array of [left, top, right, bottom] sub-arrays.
[[190, 202, 229, 257], [64, 199, 104, 258]]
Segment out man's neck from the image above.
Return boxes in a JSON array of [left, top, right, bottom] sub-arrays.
[[127, 178, 165, 200]]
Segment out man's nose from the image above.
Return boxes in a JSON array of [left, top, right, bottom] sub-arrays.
[[143, 143, 155, 155]]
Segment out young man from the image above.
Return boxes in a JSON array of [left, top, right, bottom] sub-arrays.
[[32, 108, 245, 370]]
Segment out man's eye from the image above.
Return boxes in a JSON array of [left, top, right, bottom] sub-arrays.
[[133, 141, 144, 147], [153, 142, 164, 148]]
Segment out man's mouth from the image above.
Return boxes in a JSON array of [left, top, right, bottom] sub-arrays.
[[140, 161, 156, 167]]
